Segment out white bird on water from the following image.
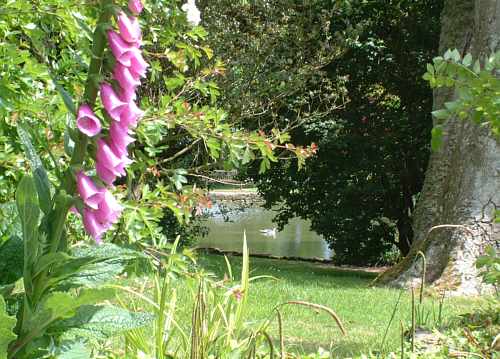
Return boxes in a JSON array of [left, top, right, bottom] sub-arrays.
[[259, 227, 277, 237]]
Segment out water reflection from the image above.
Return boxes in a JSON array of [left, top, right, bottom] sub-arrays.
[[198, 205, 332, 259]]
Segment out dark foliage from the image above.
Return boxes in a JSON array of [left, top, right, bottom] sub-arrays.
[[202, 0, 443, 265]]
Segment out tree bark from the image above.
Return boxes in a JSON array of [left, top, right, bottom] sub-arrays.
[[375, 0, 500, 295]]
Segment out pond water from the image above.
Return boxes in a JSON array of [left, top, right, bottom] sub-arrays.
[[198, 205, 332, 259]]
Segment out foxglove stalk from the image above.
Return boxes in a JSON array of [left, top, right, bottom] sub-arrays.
[[76, 104, 101, 137], [101, 83, 127, 121], [117, 12, 142, 44], [128, 0, 144, 15]]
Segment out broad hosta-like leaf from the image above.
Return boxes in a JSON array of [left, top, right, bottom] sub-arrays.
[[55, 305, 154, 343], [0, 236, 23, 285], [0, 295, 17, 359]]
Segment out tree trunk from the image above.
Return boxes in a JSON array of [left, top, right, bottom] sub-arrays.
[[375, 0, 500, 295]]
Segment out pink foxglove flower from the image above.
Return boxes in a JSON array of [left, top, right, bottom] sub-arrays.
[[101, 83, 127, 121], [76, 104, 101, 137], [76, 171, 105, 210], [96, 162, 117, 186], [108, 30, 141, 67], [83, 208, 109, 243], [95, 191, 122, 224], [182, 0, 201, 26], [128, 0, 144, 15], [110, 121, 135, 156], [96, 138, 131, 177], [113, 64, 140, 102], [129, 51, 149, 79], [119, 101, 144, 129], [117, 12, 142, 44]]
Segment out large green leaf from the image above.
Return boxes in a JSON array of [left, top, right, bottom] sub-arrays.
[[17, 126, 52, 214], [54, 340, 90, 359], [0, 236, 24, 285], [25, 288, 115, 335], [0, 295, 17, 359], [66, 244, 147, 288], [55, 305, 154, 343], [16, 175, 40, 295]]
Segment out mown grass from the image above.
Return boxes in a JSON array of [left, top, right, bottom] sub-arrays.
[[197, 254, 484, 356], [122, 253, 485, 357]]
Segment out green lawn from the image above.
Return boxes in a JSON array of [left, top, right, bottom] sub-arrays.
[[121, 254, 485, 357]]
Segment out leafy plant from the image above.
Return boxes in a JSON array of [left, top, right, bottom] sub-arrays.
[[423, 49, 500, 148], [476, 246, 500, 292], [116, 236, 347, 358]]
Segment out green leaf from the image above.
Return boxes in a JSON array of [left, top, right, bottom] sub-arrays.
[[56, 305, 154, 343], [431, 109, 450, 120], [32, 252, 72, 279], [0, 295, 17, 359], [50, 73, 76, 115], [54, 340, 91, 359], [473, 60, 481, 74], [259, 158, 270, 174], [206, 137, 221, 159], [17, 126, 52, 214], [16, 175, 40, 291], [0, 236, 24, 285], [462, 53, 472, 67], [64, 244, 146, 288]]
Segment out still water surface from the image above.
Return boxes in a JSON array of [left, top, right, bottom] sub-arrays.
[[199, 206, 332, 259]]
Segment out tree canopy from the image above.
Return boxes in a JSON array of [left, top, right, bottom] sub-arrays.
[[201, 0, 443, 264]]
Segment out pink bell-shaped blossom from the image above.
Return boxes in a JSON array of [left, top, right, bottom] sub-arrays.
[[108, 30, 141, 67], [114, 64, 140, 102], [95, 190, 122, 224], [117, 12, 142, 44], [119, 101, 144, 129], [76, 104, 101, 137], [83, 208, 109, 243], [129, 50, 148, 79], [96, 138, 128, 177], [76, 171, 105, 210], [110, 121, 135, 156], [101, 83, 127, 121], [96, 161, 117, 186], [128, 0, 144, 15]]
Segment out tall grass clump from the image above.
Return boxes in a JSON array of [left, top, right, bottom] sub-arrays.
[[114, 234, 347, 358]]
